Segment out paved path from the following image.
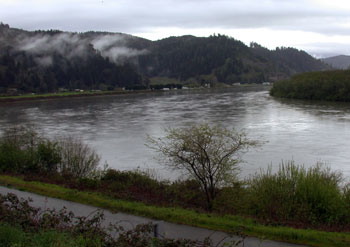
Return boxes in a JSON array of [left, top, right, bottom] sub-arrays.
[[0, 186, 307, 247]]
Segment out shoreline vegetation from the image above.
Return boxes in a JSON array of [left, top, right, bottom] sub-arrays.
[[0, 82, 268, 103], [270, 70, 350, 102], [0, 89, 151, 103], [1, 175, 350, 247], [0, 126, 350, 247], [0, 193, 214, 247]]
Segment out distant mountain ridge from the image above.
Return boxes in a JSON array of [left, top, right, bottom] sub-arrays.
[[322, 55, 350, 69], [0, 22, 331, 94]]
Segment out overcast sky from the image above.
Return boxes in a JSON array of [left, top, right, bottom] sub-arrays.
[[1, 0, 350, 58]]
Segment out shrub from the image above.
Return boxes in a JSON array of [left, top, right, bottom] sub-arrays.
[[58, 136, 101, 178], [0, 223, 26, 247], [166, 179, 204, 208], [0, 125, 39, 172], [0, 193, 218, 247], [0, 126, 102, 179], [36, 140, 62, 173], [212, 183, 246, 215], [246, 161, 347, 226], [101, 169, 166, 202]]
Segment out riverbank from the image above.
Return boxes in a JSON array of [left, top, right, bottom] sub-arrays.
[[0, 84, 269, 103], [0, 90, 152, 103], [1, 175, 348, 247], [270, 70, 350, 101]]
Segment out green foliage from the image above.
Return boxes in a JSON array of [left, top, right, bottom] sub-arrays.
[[37, 140, 61, 173], [0, 125, 39, 172], [0, 193, 220, 247], [166, 179, 205, 209], [270, 70, 350, 101], [212, 183, 246, 215], [0, 223, 26, 247], [2, 176, 350, 247], [138, 35, 329, 84], [0, 25, 145, 94], [0, 126, 101, 178], [246, 162, 347, 226]]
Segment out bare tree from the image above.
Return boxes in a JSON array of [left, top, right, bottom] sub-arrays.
[[147, 123, 258, 210], [58, 136, 101, 178]]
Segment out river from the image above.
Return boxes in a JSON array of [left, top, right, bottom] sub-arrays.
[[1, 85, 350, 179]]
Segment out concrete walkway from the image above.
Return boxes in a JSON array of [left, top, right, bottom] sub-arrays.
[[0, 186, 307, 247]]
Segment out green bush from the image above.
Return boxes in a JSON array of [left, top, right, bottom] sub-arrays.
[[36, 140, 61, 173], [246, 161, 346, 226], [212, 183, 246, 215], [0, 126, 101, 178], [166, 179, 204, 208], [0, 223, 26, 247], [0, 125, 39, 173], [101, 169, 165, 200]]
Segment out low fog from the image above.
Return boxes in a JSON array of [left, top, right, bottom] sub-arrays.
[[13, 31, 148, 66]]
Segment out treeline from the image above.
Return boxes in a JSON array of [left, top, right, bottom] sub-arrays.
[[270, 70, 350, 101], [137, 35, 330, 84], [0, 23, 146, 94], [0, 48, 145, 94]]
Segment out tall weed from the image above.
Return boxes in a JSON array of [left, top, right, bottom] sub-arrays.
[[246, 161, 347, 226]]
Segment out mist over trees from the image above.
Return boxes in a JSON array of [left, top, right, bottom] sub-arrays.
[[0, 23, 146, 94], [0, 23, 331, 94]]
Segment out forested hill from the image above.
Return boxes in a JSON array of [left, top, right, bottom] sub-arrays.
[[0, 23, 331, 94], [138, 36, 330, 83], [0, 23, 149, 94]]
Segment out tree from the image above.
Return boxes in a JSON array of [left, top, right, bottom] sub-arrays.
[[147, 123, 258, 210], [58, 136, 101, 178]]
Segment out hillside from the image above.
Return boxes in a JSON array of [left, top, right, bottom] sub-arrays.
[[0, 22, 331, 94], [0, 23, 148, 94], [322, 55, 350, 69], [138, 37, 330, 84]]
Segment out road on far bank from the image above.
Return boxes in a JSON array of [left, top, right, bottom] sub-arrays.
[[0, 186, 307, 247]]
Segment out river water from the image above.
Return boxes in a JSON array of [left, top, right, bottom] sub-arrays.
[[1, 86, 350, 179]]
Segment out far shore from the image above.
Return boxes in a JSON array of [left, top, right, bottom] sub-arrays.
[[0, 90, 153, 103], [0, 84, 268, 104]]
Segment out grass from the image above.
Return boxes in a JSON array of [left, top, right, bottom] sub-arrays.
[[0, 175, 349, 247], [0, 223, 102, 247]]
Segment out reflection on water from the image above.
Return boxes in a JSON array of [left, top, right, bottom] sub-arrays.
[[1, 86, 350, 179]]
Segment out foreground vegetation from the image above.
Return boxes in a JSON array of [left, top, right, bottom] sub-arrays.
[[0, 125, 350, 246], [0, 193, 217, 247], [270, 70, 350, 101]]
